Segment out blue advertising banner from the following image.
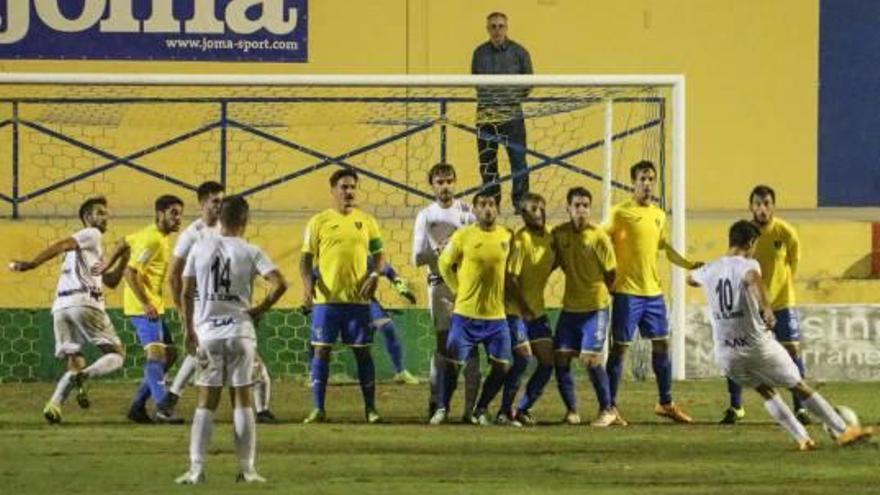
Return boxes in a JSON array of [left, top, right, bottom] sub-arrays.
[[0, 0, 308, 62]]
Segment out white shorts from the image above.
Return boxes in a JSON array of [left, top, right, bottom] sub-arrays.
[[428, 282, 454, 332], [195, 337, 256, 388], [719, 339, 801, 389], [53, 306, 121, 358]]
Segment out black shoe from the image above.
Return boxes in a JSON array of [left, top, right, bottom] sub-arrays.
[[795, 408, 812, 425], [127, 405, 154, 424], [719, 407, 745, 425], [155, 409, 185, 425], [256, 410, 278, 424], [157, 392, 179, 415], [428, 400, 437, 419]]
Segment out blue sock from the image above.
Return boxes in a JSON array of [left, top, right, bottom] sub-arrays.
[[791, 355, 806, 410], [606, 349, 624, 407], [132, 380, 150, 409], [379, 322, 404, 373], [355, 353, 377, 411], [499, 353, 529, 416], [555, 365, 577, 412], [144, 359, 167, 404], [517, 363, 553, 413], [310, 355, 329, 410], [476, 367, 507, 412], [727, 377, 743, 409], [652, 351, 673, 405], [440, 364, 459, 410], [587, 364, 612, 411]]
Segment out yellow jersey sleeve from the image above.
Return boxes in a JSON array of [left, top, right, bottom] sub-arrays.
[[784, 222, 800, 276], [126, 230, 161, 274], [301, 215, 320, 255], [367, 215, 384, 254], [438, 229, 463, 293], [596, 229, 617, 273]]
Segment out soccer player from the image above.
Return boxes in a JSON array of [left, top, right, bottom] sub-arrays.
[[496, 193, 553, 426], [605, 160, 699, 424], [175, 196, 287, 484], [157, 181, 278, 423], [720, 185, 808, 425], [412, 163, 481, 421], [122, 194, 184, 423], [432, 191, 513, 425], [300, 168, 385, 424], [9, 197, 128, 424], [689, 220, 872, 450]]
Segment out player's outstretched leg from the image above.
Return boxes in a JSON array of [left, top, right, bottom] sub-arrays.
[[783, 343, 810, 424], [720, 378, 746, 424], [353, 347, 381, 423], [44, 370, 75, 424], [756, 385, 814, 451], [790, 382, 873, 446]]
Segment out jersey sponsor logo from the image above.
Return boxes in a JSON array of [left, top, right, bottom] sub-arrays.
[[723, 337, 750, 348], [713, 310, 745, 320], [211, 316, 235, 327]]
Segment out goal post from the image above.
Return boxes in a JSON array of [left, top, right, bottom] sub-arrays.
[[0, 73, 687, 381]]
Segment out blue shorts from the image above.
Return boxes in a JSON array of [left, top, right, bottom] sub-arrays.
[[448, 314, 512, 364], [554, 309, 609, 354], [506, 315, 529, 350], [369, 300, 390, 323], [526, 315, 553, 342], [311, 304, 374, 347], [611, 294, 668, 343], [130, 316, 173, 347], [773, 308, 801, 342]]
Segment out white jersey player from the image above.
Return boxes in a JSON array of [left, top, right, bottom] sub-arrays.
[[689, 220, 871, 450], [176, 195, 286, 485], [9, 197, 129, 424], [412, 163, 482, 422]]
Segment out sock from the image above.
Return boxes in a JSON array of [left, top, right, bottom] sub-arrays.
[[190, 408, 214, 473], [379, 322, 404, 373], [763, 394, 810, 442], [727, 377, 743, 409], [499, 353, 528, 417], [381, 264, 399, 280], [790, 356, 807, 410], [429, 353, 441, 408], [144, 359, 167, 404], [463, 353, 481, 414], [169, 355, 199, 397], [82, 353, 123, 378], [49, 371, 74, 406], [517, 364, 553, 413], [233, 407, 256, 473], [310, 355, 329, 411], [803, 393, 847, 435], [606, 350, 624, 407], [440, 363, 459, 410], [132, 380, 151, 409], [253, 364, 271, 413], [355, 353, 377, 411], [652, 351, 673, 405], [555, 365, 577, 412], [587, 364, 612, 411], [476, 366, 508, 412]]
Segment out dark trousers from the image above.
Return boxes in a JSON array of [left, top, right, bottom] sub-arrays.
[[476, 118, 528, 209]]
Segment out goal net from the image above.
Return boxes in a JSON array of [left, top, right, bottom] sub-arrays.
[[0, 74, 686, 383]]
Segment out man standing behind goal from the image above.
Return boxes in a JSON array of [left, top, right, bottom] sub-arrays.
[[472, 11, 534, 212], [175, 196, 287, 484]]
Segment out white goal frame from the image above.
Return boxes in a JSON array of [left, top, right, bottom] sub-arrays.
[[0, 72, 688, 380]]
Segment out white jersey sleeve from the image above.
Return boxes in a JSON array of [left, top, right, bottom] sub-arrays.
[[72, 228, 100, 252], [252, 246, 277, 277], [173, 226, 198, 260], [411, 209, 431, 267]]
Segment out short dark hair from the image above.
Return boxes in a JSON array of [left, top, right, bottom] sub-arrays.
[[629, 160, 657, 181], [729, 220, 761, 248], [196, 181, 224, 203], [427, 163, 456, 184], [78, 196, 107, 224], [566, 187, 592, 204], [330, 168, 358, 187], [155, 194, 184, 213], [487, 11, 507, 20], [522, 192, 545, 204], [219, 195, 249, 229], [749, 184, 776, 204], [472, 191, 497, 207]]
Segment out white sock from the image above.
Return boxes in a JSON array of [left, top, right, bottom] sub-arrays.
[[764, 395, 810, 442], [169, 355, 199, 397], [463, 353, 481, 413], [83, 353, 123, 378], [49, 371, 74, 406], [254, 364, 271, 413], [233, 407, 256, 473], [190, 408, 214, 473], [803, 393, 847, 435], [429, 353, 440, 405]]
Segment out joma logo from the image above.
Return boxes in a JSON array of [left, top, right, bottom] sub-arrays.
[[0, 1, 299, 44]]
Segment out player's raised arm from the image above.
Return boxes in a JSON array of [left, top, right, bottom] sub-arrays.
[[9, 236, 78, 272], [660, 236, 702, 270]]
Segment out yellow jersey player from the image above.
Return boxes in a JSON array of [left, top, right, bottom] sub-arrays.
[[300, 169, 385, 424], [498, 193, 554, 426], [605, 161, 700, 424], [433, 192, 513, 425], [721, 185, 808, 425]]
